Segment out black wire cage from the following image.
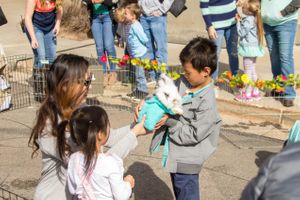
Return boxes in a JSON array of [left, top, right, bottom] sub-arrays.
[[0, 54, 153, 113]]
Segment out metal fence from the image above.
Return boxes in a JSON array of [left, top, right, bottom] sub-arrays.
[[0, 54, 167, 113], [0, 187, 28, 200]]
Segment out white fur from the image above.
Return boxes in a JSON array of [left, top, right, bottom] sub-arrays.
[[155, 74, 183, 115]]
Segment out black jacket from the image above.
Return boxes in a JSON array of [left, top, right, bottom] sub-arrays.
[[240, 142, 300, 200]]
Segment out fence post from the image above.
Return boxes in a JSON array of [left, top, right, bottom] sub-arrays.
[[89, 64, 104, 95]]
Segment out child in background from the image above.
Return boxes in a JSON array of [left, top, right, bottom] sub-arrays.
[[235, 0, 264, 102], [124, 3, 149, 100], [66, 106, 135, 199], [137, 37, 222, 200], [114, 7, 131, 52]]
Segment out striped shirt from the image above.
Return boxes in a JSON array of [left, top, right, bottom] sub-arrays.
[[200, 0, 237, 30]]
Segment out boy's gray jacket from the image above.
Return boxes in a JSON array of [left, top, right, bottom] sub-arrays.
[[138, 0, 174, 16], [150, 76, 222, 174]]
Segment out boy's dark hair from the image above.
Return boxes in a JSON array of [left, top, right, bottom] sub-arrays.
[[125, 3, 142, 20], [179, 37, 217, 75]]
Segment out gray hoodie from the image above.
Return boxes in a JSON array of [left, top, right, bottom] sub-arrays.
[[138, 0, 174, 16]]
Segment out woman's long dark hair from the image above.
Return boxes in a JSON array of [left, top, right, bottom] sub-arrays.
[[28, 54, 89, 160], [68, 106, 110, 175]]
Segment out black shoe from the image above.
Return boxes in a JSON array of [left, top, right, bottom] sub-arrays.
[[282, 99, 294, 107]]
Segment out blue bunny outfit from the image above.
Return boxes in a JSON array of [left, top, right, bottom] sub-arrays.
[[138, 96, 175, 131]]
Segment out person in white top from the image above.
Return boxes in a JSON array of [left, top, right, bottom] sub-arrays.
[[65, 106, 145, 199]]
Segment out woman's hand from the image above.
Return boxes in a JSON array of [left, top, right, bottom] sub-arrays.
[[131, 115, 149, 136], [124, 175, 135, 188], [53, 23, 60, 36], [207, 26, 217, 40], [134, 100, 144, 122], [235, 13, 241, 22], [31, 38, 39, 49]]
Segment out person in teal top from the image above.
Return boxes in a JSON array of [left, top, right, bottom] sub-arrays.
[[90, 1, 117, 86], [261, 0, 299, 107]]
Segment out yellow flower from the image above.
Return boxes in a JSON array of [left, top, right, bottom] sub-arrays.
[[241, 74, 249, 84]]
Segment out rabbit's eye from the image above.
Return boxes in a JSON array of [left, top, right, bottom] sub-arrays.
[[164, 92, 169, 99]]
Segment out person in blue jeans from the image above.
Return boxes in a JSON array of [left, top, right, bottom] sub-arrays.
[[139, 0, 174, 81], [261, 0, 299, 107], [25, 0, 63, 102], [90, 2, 117, 86], [25, 0, 63, 67], [200, 0, 239, 80], [125, 3, 149, 100]]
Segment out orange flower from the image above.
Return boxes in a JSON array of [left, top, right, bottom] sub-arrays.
[[275, 88, 284, 93], [151, 60, 158, 65], [226, 71, 233, 80], [255, 80, 265, 89], [217, 78, 225, 83]]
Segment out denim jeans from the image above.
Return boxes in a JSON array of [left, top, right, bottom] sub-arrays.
[[135, 53, 148, 93], [170, 173, 200, 200], [140, 15, 168, 80], [213, 24, 239, 80], [264, 20, 297, 99], [26, 26, 56, 67], [91, 13, 116, 72]]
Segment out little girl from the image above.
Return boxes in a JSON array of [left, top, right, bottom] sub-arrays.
[[235, 0, 264, 102], [66, 106, 134, 199], [124, 3, 149, 100]]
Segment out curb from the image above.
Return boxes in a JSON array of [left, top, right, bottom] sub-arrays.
[[217, 97, 300, 129]]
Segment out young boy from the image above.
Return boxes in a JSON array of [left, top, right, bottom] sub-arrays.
[[149, 37, 222, 200]]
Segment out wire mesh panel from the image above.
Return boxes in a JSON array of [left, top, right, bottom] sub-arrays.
[[0, 187, 28, 200]]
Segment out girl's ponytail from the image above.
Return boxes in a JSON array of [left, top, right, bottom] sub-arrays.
[[248, 0, 264, 46]]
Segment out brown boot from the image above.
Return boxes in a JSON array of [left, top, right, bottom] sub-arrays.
[[108, 72, 118, 85]]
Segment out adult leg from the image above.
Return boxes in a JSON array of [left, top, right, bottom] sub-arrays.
[[276, 20, 297, 100], [103, 14, 117, 72], [264, 23, 281, 78], [91, 14, 107, 72], [33, 27, 46, 67], [44, 30, 57, 64], [213, 29, 225, 80], [150, 15, 168, 79], [170, 173, 200, 200], [140, 16, 156, 80], [225, 24, 239, 76]]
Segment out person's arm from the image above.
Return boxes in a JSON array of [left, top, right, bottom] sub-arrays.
[[281, 0, 300, 17], [166, 103, 220, 145], [53, 4, 63, 35], [133, 23, 148, 45], [157, 0, 174, 14], [24, 0, 39, 49]]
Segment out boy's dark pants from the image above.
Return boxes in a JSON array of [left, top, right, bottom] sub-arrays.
[[170, 173, 200, 200]]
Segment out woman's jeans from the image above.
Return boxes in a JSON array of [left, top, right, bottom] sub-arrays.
[[140, 15, 168, 80], [213, 24, 239, 80], [91, 13, 116, 72], [26, 26, 56, 67], [264, 20, 297, 99]]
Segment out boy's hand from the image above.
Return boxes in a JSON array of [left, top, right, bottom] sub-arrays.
[[134, 100, 144, 122], [124, 175, 135, 188], [154, 114, 169, 130], [207, 26, 217, 40]]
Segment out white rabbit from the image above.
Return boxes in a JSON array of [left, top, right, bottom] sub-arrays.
[[155, 73, 183, 115]]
